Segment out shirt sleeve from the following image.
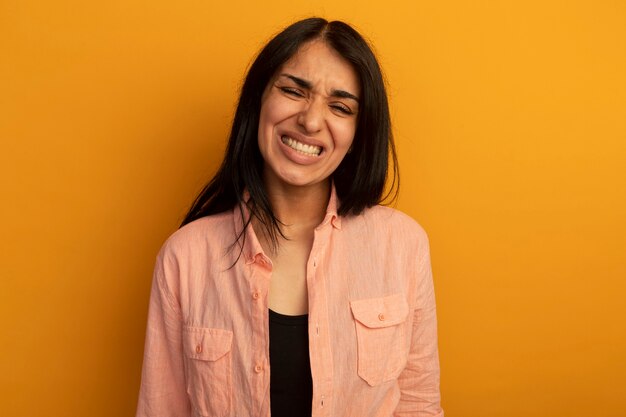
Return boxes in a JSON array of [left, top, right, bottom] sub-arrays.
[[136, 250, 191, 417], [394, 235, 444, 417]]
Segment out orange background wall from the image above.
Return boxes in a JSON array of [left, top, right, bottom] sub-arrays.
[[1, 1, 625, 416]]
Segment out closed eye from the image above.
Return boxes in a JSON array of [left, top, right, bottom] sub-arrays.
[[331, 104, 353, 115], [279, 86, 304, 97]]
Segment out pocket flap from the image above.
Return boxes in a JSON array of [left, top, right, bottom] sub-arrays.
[[183, 326, 233, 361], [350, 293, 409, 328]]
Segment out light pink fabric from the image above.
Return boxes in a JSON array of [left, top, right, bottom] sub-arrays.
[[136, 187, 443, 417]]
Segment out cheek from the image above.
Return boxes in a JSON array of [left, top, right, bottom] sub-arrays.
[[330, 121, 357, 151], [260, 94, 294, 127], [258, 97, 283, 150]]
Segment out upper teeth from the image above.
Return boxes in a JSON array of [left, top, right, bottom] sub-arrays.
[[282, 136, 322, 156]]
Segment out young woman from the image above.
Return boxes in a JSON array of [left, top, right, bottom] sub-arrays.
[[136, 17, 443, 417]]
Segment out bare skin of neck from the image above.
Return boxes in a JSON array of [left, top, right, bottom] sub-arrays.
[[253, 179, 330, 315]]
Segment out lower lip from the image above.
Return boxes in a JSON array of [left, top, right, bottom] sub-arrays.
[[278, 136, 323, 165]]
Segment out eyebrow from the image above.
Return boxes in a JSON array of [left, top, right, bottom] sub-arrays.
[[280, 74, 360, 103]]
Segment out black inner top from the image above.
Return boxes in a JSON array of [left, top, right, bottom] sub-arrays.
[[269, 309, 313, 417]]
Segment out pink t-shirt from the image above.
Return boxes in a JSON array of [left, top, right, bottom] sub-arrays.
[[136, 187, 443, 417]]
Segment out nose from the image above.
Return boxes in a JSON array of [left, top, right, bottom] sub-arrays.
[[297, 98, 324, 134]]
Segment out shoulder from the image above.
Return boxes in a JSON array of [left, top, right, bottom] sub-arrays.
[[339, 205, 431, 263], [157, 211, 234, 262], [364, 205, 427, 232], [348, 205, 429, 245]]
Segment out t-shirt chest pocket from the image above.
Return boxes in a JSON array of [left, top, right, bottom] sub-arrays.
[[350, 293, 410, 386], [182, 326, 233, 417]]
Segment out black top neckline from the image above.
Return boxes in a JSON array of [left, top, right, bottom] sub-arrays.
[[269, 308, 308, 325]]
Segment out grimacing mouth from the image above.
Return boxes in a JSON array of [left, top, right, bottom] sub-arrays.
[[281, 135, 323, 156]]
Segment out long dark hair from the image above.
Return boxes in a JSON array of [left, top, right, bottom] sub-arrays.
[[181, 17, 398, 250]]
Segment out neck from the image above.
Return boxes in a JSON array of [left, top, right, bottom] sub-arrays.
[[263, 179, 331, 241]]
